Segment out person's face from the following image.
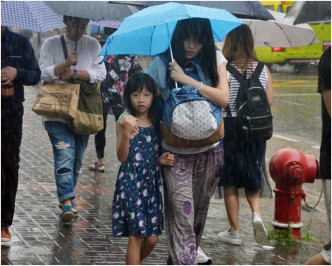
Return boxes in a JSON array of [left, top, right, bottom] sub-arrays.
[[66, 18, 89, 41], [183, 37, 203, 59], [130, 87, 153, 115]]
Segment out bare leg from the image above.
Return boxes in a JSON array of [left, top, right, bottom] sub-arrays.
[[245, 189, 261, 215], [224, 186, 239, 232], [126, 236, 143, 265], [140, 236, 158, 262], [97, 157, 105, 171]]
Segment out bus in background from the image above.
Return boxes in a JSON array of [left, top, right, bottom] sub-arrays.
[[256, 1, 331, 72]]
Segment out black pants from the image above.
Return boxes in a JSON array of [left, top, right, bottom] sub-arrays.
[[94, 93, 123, 159], [1, 101, 23, 226]]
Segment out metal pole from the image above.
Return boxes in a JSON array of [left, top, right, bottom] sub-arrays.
[[167, 23, 178, 88]]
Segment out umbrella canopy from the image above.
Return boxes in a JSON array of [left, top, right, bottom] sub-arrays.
[[285, 1, 331, 24], [1, 1, 66, 32], [89, 20, 121, 29], [45, 1, 139, 21], [244, 10, 320, 48], [100, 2, 243, 57], [109, 1, 274, 20]]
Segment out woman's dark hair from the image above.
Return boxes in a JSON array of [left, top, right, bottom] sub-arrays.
[[123, 73, 159, 124], [167, 18, 219, 87], [222, 24, 258, 70]]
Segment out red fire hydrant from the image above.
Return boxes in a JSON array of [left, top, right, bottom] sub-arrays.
[[269, 148, 319, 239]]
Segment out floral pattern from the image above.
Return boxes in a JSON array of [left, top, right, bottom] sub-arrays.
[[112, 125, 163, 237]]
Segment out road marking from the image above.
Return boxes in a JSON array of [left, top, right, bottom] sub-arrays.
[[273, 134, 299, 142], [274, 93, 319, 96]]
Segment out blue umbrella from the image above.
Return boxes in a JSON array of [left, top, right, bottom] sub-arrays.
[[99, 2, 243, 58], [1, 1, 66, 32]]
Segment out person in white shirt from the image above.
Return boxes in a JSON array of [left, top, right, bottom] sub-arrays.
[[39, 16, 106, 223]]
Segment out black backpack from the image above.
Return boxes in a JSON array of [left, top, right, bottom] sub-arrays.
[[226, 63, 273, 141]]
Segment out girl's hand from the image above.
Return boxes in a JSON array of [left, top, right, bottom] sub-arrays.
[[169, 60, 187, 84], [120, 115, 139, 136], [158, 152, 175, 167]]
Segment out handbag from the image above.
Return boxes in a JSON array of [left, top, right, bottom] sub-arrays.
[[68, 80, 103, 135], [32, 82, 80, 118], [160, 57, 224, 148], [32, 35, 80, 119], [57, 34, 103, 135], [161, 120, 224, 148]]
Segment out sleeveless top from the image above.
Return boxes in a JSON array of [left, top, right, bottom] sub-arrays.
[[224, 61, 268, 118]]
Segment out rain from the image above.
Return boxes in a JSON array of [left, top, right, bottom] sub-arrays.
[[1, 1, 331, 265]]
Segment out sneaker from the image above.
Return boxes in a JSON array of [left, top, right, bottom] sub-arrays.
[[71, 200, 79, 218], [218, 229, 242, 245], [1, 226, 11, 242], [59, 200, 78, 218], [252, 212, 268, 245], [197, 246, 212, 265], [60, 205, 74, 223]]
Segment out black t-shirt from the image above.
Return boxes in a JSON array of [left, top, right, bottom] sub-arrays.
[[318, 47, 331, 179]]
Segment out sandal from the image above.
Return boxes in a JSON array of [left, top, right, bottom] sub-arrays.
[[89, 162, 105, 173]]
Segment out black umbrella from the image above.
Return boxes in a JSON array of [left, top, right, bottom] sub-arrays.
[[109, 1, 274, 20], [285, 1, 331, 24], [46, 1, 138, 51]]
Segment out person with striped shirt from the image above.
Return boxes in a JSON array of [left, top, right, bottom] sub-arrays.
[[217, 24, 274, 246]]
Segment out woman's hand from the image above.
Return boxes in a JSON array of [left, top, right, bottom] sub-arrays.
[[158, 152, 175, 167], [169, 60, 187, 84], [120, 115, 139, 136]]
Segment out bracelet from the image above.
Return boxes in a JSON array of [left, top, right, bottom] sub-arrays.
[[197, 82, 203, 92]]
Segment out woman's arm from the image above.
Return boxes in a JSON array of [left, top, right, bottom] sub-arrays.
[[265, 65, 274, 106], [169, 60, 229, 108]]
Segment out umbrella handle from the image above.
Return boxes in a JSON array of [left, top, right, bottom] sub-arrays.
[[72, 22, 79, 66], [167, 23, 178, 88]]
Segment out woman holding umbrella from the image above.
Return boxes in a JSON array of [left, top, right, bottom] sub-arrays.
[[146, 18, 229, 264]]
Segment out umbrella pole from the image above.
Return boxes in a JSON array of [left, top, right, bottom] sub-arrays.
[[75, 22, 78, 51], [167, 24, 178, 88], [72, 22, 78, 66]]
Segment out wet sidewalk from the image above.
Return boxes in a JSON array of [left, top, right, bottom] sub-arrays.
[[1, 86, 329, 265]]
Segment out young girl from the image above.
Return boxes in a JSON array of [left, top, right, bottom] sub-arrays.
[[112, 73, 174, 265]]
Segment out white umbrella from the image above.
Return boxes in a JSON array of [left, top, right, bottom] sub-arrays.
[[243, 10, 320, 48], [1, 1, 66, 32]]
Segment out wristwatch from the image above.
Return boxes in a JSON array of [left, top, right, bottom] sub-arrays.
[[72, 69, 78, 81]]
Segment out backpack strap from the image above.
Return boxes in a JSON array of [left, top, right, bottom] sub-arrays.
[[254, 62, 265, 77], [60, 35, 68, 59], [226, 64, 242, 81]]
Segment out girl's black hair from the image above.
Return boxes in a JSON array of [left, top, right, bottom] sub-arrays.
[[123, 73, 159, 125], [165, 18, 219, 87]]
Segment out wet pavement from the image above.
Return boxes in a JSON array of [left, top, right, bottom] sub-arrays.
[[1, 69, 329, 265]]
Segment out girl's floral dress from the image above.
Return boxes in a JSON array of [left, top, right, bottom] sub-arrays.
[[112, 125, 163, 237]]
